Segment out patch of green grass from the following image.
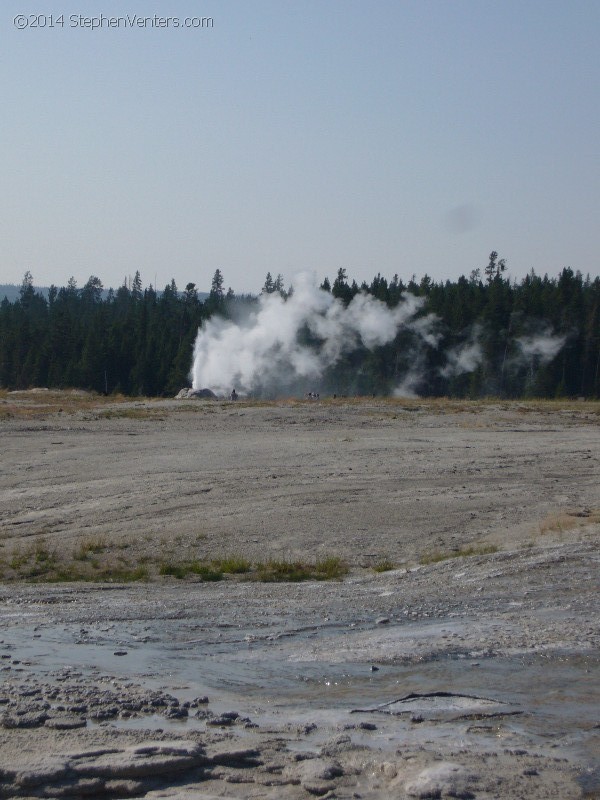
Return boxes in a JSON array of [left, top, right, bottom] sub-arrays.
[[22, 563, 54, 579], [0, 541, 350, 585], [39, 566, 89, 582], [190, 564, 223, 581], [254, 556, 348, 582], [7, 558, 150, 583], [420, 544, 498, 565], [314, 555, 348, 580], [255, 559, 314, 582], [8, 538, 57, 572], [159, 562, 187, 579], [94, 565, 150, 582], [159, 561, 223, 581], [212, 555, 251, 574]]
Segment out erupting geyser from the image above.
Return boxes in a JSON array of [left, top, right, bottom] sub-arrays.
[[189, 273, 428, 397], [186, 273, 568, 399]]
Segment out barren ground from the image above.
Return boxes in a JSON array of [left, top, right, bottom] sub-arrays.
[[0, 391, 599, 799]]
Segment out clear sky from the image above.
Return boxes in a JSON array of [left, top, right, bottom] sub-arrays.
[[2, 0, 599, 294]]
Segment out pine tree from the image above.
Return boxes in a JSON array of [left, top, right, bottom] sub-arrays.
[[332, 268, 353, 305], [484, 251, 507, 284], [262, 272, 275, 294], [131, 271, 143, 301]]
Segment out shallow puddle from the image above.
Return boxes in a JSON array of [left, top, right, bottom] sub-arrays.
[[2, 616, 598, 764]]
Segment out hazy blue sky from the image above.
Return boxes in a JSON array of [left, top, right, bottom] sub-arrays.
[[2, 1, 599, 293]]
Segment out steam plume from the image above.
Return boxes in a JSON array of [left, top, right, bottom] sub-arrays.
[[516, 329, 566, 363], [440, 325, 484, 378], [190, 273, 429, 396], [189, 277, 568, 398]]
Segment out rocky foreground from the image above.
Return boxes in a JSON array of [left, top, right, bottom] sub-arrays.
[[1, 536, 598, 799]]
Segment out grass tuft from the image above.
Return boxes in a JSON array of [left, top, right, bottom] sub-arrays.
[[0, 533, 351, 584], [74, 536, 107, 561], [211, 555, 251, 574], [420, 544, 498, 565], [255, 560, 313, 582], [97, 407, 165, 420], [314, 555, 348, 580], [159, 561, 223, 581], [372, 558, 396, 573], [538, 509, 600, 536], [255, 556, 348, 582]]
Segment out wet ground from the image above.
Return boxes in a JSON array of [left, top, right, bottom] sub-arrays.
[[1, 550, 598, 798], [2, 611, 598, 762]]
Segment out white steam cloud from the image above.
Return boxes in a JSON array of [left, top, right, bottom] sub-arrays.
[[189, 278, 568, 398], [440, 325, 484, 378], [393, 359, 426, 398], [190, 273, 429, 396], [516, 330, 566, 363]]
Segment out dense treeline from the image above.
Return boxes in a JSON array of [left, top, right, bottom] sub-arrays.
[[0, 270, 228, 397], [322, 262, 600, 399], [1, 258, 599, 398]]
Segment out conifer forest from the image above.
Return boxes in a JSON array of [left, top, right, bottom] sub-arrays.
[[1, 256, 599, 399]]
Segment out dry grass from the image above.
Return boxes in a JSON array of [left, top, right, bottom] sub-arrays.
[[96, 407, 166, 420], [420, 544, 498, 565], [254, 555, 348, 583], [537, 509, 600, 536], [372, 558, 397, 573], [314, 396, 600, 421], [2, 389, 599, 421], [0, 537, 148, 582], [0, 390, 134, 420], [73, 536, 108, 561]]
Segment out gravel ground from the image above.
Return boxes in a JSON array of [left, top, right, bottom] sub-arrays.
[[0, 393, 598, 798]]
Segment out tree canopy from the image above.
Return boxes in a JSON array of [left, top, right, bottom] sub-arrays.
[[1, 263, 599, 398]]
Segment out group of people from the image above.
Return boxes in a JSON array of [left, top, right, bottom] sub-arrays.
[[229, 389, 329, 401]]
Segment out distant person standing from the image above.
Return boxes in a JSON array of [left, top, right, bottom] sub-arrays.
[[230, 389, 238, 401]]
